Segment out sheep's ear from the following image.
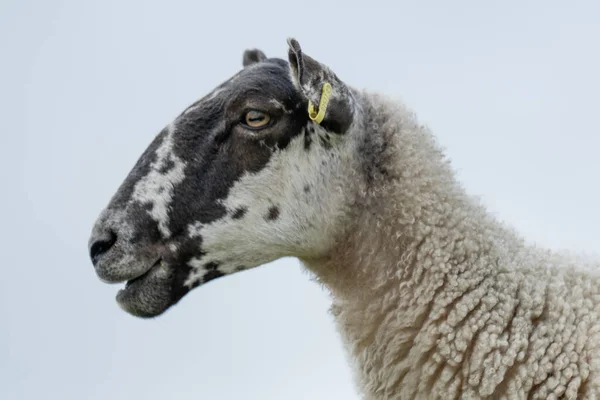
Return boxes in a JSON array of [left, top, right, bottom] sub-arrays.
[[287, 38, 354, 134], [243, 49, 267, 67]]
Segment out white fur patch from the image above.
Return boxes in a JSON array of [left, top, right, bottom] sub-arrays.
[[268, 99, 293, 114], [183, 123, 359, 287], [131, 124, 186, 238]]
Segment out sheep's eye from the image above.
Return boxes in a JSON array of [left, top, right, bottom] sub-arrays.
[[244, 110, 271, 129]]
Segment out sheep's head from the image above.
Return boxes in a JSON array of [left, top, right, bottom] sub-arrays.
[[88, 39, 359, 318]]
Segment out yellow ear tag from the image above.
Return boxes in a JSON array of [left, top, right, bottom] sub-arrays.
[[307, 82, 332, 124]]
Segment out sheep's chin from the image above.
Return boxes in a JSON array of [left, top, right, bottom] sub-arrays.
[[116, 260, 176, 318]]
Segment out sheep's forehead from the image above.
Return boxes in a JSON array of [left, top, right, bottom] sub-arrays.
[[106, 58, 305, 242], [181, 58, 295, 117]]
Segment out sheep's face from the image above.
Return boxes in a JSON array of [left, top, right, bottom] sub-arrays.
[[88, 39, 358, 318]]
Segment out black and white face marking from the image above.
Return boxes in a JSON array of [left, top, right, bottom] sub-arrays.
[[88, 39, 358, 318]]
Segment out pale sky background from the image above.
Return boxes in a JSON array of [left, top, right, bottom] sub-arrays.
[[1, 0, 599, 399]]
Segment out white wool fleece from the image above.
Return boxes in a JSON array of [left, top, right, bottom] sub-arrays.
[[302, 92, 600, 400]]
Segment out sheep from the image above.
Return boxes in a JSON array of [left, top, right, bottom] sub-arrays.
[[88, 38, 600, 399]]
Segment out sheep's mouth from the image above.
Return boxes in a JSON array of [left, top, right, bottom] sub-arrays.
[[117, 258, 163, 300], [124, 259, 161, 288], [116, 259, 178, 318]]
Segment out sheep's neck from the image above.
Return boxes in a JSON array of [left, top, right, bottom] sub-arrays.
[[310, 176, 530, 398], [301, 93, 600, 399], [301, 94, 533, 397]]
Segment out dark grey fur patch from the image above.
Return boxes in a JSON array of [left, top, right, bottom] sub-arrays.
[[158, 157, 175, 174], [304, 132, 312, 150], [231, 207, 248, 219], [170, 264, 196, 299], [266, 206, 280, 221], [202, 269, 224, 283], [204, 261, 220, 270], [129, 202, 162, 245], [303, 185, 310, 193], [319, 134, 332, 149], [199, 261, 224, 284]]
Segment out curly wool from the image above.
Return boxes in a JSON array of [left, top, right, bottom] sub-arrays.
[[302, 92, 600, 399]]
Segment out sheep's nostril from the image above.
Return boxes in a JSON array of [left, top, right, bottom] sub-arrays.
[[90, 231, 117, 265]]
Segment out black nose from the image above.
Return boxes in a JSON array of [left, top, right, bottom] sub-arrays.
[[90, 231, 117, 265]]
